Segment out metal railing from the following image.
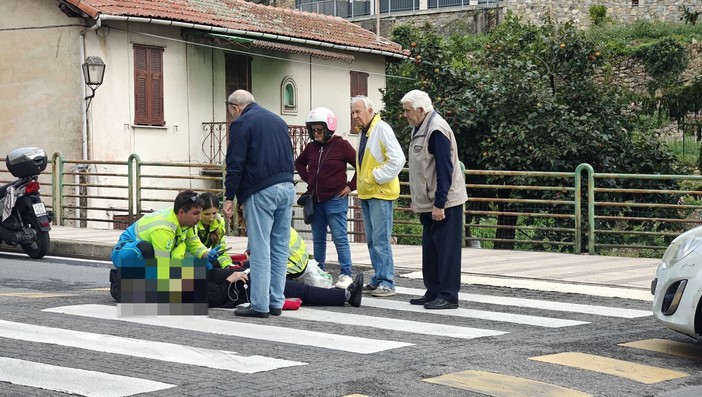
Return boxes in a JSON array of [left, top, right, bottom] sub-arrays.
[[202, 122, 309, 164], [3, 154, 702, 257], [296, 0, 502, 18]]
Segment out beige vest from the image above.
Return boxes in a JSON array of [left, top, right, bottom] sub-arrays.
[[408, 111, 467, 212]]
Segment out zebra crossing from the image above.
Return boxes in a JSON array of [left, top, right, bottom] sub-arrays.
[[0, 287, 668, 396]]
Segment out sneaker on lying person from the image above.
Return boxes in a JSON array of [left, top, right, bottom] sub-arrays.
[[334, 274, 353, 289]]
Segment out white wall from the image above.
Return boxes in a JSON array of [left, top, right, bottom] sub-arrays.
[[0, 0, 84, 160]]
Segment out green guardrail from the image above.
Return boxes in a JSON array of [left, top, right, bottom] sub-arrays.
[[5, 153, 700, 258]]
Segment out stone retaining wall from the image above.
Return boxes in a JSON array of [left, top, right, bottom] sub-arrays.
[[504, 0, 700, 27]]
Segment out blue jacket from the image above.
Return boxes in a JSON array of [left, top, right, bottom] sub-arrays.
[[224, 103, 294, 204]]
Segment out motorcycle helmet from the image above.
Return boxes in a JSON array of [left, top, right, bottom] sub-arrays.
[[305, 107, 337, 141]]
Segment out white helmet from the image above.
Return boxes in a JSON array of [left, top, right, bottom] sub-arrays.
[[305, 107, 337, 141]]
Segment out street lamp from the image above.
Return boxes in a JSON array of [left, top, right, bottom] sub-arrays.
[[82, 56, 106, 103]]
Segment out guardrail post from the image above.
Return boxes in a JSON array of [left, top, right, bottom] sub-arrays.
[[51, 152, 64, 226], [574, 163, 594, 254], [128, 153, 141, 224]]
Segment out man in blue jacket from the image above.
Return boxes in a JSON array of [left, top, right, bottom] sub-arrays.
[[222, 90, 295, 318]]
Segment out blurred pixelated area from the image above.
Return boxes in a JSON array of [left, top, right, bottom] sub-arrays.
[[118, 257, 208, 316]]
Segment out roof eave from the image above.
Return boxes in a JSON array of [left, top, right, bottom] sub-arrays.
[[89, 13, 406, 59]]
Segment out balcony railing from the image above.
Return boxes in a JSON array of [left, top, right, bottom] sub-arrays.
[[296, 0, 502, 18], [202, 122, 310, 166]]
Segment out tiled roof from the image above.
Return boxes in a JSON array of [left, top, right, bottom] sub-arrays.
[[63, 0, 405, 56]]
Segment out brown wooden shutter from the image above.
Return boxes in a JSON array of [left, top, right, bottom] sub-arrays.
[[350, 71, 368, 97], [133, 45, 164, 126], [149, 49, 164, 125], [134, 46, 149, 125]]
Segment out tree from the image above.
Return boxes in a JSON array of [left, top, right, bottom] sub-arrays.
[[383, 15, 680, 249]]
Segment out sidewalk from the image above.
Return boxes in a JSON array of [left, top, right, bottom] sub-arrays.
[[45, 225, 660, 294]]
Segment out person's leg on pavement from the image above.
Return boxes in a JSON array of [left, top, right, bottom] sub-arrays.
[[110, 240, 151, 302], [269, 182, 295, 312], [360, 199, 379, 290], [242, 190, 275, 314], [327, 196, 353, 278], [367, 198, 396, 295], [432, 204, 462, 303], [411, 212, 438, 304], [311, 199, 329, 271], [284, 278, 345, 306]]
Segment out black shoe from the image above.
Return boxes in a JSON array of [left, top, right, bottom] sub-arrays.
[[234, 306, 269, 318], [346, 273, 364, 307], [424, 298, 458, 310], [409, 296, 432, 305], [269, 308, 282, 316]]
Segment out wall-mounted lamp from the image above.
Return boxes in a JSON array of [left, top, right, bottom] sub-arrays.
[[82, 56, 106, 107]]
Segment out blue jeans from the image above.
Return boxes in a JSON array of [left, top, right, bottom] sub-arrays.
[[244, 182, 295, 313], [311, 196, 352, 276], [360, 198, 395, 289]]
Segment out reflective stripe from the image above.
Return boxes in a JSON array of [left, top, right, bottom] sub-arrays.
[[287, 228, 308, 275]]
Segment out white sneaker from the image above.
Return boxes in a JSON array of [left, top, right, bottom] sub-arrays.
[[334, 274, 353, 289]]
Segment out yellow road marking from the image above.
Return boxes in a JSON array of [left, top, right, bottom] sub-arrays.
[[0, 292, 77, 298], [423, 369, 591, 397], [530, 352, 688, 384], [620, 339, 702, 361]]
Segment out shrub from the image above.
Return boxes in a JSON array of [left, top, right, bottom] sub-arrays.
[[589, 5, 608, 26]]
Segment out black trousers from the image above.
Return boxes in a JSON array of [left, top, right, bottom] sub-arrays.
[[419, 204, 463, 303], [207, 268, 345, 308]]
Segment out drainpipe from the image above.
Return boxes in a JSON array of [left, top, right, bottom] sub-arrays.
[[77, 19, 101, 227]]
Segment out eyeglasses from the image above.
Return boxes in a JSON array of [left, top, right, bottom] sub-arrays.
[[225, 100, 235, 106], [311, 127, 325, 134]]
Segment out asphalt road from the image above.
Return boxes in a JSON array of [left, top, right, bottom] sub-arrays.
[[1, 252, 701, 397]]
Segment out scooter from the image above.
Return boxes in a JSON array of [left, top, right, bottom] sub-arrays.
[[0, 147, 52, 258]]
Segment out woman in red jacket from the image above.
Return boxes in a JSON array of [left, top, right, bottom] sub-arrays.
[[294, 107, 358, 289]]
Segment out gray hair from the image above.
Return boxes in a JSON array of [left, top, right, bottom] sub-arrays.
[[401, 89, 434, 113], [228, 90, 256, 107], [351, 95, 375, 112]]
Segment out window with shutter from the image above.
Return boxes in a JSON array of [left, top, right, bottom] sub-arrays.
[[350, 71, 368, 97], [134, 44, 165, 126]]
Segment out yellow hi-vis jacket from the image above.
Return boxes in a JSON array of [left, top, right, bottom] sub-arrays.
[[356, 113, 405, 200], [287, 227, 309, 277], [195, 213, 232, 268], [133, 207, 210, 266]]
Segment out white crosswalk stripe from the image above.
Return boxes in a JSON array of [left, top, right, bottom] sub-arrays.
[[0, 357, 175, 397], [280, 308, 508, 339], [363, 297, 588, 328], [43, 304, 414, 354], [395, 287, 651, 318], [0, 319, 304, 373]]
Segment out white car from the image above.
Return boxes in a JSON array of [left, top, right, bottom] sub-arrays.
[[652, 225, 702, 341]]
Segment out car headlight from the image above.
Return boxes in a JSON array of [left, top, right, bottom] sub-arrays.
[[661, 226, 702, 268]]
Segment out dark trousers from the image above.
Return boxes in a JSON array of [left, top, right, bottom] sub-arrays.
[[419, 204, 463, 303], [207, 268, 345, 308]]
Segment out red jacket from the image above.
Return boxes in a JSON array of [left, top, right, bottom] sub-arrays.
[[295, 135, 357, 203]]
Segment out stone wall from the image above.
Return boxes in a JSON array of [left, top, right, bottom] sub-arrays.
[[504, 0, 700, 27], [600, 40, 701, 96], [352, 7, 502, 38]]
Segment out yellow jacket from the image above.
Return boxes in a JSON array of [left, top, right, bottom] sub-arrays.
[[287, 228, 309, 276], [195, 214, 232, 268], [356, 113, 405, 200], [132, 207, 210, 266]]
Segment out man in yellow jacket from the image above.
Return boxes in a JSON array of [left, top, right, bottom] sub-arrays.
[[109, 190, 220, 302], [351, 95, 406, 297]]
